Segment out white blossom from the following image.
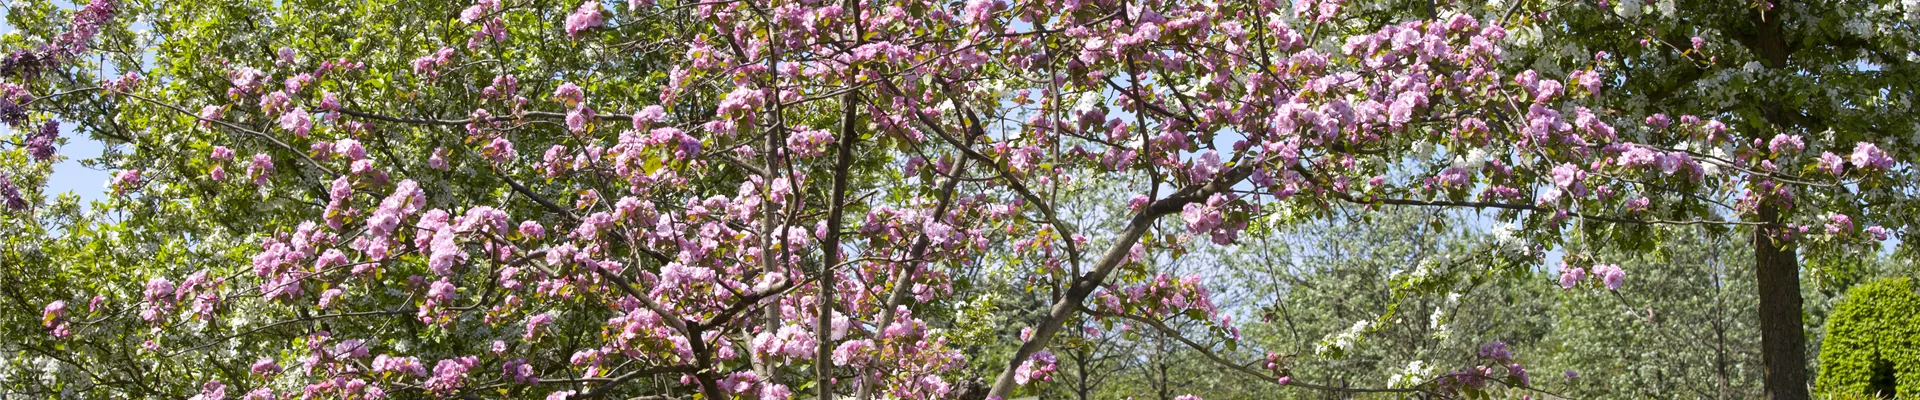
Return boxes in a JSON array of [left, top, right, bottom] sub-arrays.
[[1411, 140, 1436, 161], [1389, 360, 1440, 388]]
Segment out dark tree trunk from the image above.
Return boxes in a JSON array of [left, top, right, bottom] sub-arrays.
[[816, 86, 861, 400], [1753, 203, 1810, 400]]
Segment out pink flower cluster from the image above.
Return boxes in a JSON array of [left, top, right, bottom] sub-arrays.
[[0, 173, 26, 211], [42, 300, 70, 338], [564, 1, 604, 39], [424, 356, 480, 396], [786, 128, 835, 158], [24, 120, 58, 162], [1561, 263, 1626, 291], [1013, 349, 1057, 385], [1180, 193, 1247, 245], [411, 47, 456, 79]]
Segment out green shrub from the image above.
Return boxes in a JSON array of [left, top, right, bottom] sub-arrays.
[[1816, 277, 1920, 399]]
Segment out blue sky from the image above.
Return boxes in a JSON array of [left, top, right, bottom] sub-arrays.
[[45, 129, 110, 204], [4, 124, 113, 205]]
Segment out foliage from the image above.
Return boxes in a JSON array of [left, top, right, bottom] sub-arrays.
[[1816, 277, 1920, 398], [1536, 229, 1768, 399], [0, 0, 1913, 399]]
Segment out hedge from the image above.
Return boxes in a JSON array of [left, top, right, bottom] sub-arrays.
[[1816, 277, 1920, 398]]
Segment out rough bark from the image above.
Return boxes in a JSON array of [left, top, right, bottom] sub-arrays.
[[1753, 203, 1811, 400], [1729, 4, 1813, 397]]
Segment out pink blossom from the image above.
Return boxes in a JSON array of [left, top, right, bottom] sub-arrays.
[[459, 0, 499, 24], [411, 48, 455, 78], [632, 104, 665, 129], [519, 221, 545, 239], [1558, 265, 1585, 289], [42, 300, 66, 327], [832, 339, 872, 366], [1768, 134, 1804, 154], [1572, 69, 1602, 96], [1181, 202, 1222, 234], [566, 105, 594, 133], [553, 82, 585, 106], [1702, 120, 1727, 138], [564, 1, 605, 39], [210, 146, 234, 161], [187, 380, 225, 400], [1591, 264, 1626, 290], [1826, 213, 1853, 234], [372, 355, 428, 377], [429, 148, 450, 170], [1532, 79, 1563, 103], [1644, 113, 1670, 129], [282, 73, 312, 94], [319, 91, 342, 112], [251, 358, 282, 376], [1388, 91, 1420, 127], [1549, 163, 1586, 196], [427, 358, 479, 394], [525, 312, 554, 339], [1850, 142, 1894, 170], [716, 87, 766, 115], [427, 278, 456, 305], [1189, 150, 1222, 181], [1818, 152, 1845, 176], [1866, 226, 1890, 241], [278, 107, 312, 137], [484, 137, 517, 164], [334, 139, 366, 161], [198, 105, 224, 127], [760, 384, 791, 400], [503, 358, 538, 384], [24, 120, 58, 161], [962, 0, 1004, 24], [1014, 350, 1058, 385], [786, 128, 835, 158], [317, 288, 343, 309], [248, 153, 274, 185], [111, 169, 143, 194], [1435, 167, 1470, 187], [1624, 196, 1650, 212]]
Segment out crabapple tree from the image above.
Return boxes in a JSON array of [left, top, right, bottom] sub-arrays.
[[0, 0, 1910, 399]]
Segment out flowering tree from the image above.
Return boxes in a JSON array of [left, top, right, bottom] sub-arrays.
[[0, 0, 1911, 399]]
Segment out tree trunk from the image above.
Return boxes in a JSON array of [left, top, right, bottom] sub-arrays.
[[1753, 203, 1810, 400], [1072, 346, 1091, 400], [816, 87, 860, 400]]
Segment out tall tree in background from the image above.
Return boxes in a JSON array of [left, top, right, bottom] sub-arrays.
[[1543, 228, 1767, 400], [1483, 1, 1920, 397], [1070, 208, 1904, 399], [0, 0, 1912, 399]]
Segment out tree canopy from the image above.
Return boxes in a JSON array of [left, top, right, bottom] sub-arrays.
[[0, 0, 1913, 399]]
